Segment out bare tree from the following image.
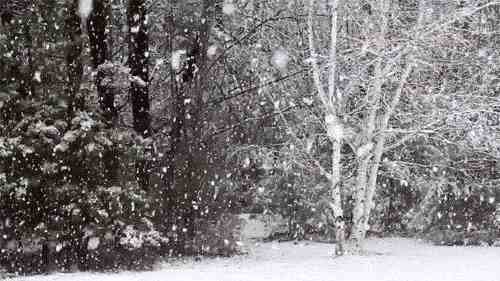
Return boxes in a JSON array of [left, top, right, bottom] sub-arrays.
[[307, 0, 416, 253], [307, 0, 345, 255]]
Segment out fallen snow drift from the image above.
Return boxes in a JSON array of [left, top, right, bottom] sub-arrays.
[[9, 238, 500, 281]]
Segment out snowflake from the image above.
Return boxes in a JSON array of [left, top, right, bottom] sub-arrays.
[[271, 48, 290, 70], [78, 0, 93, 19], [222, 2, 237, 15]]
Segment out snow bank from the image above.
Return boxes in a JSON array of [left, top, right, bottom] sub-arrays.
[[8, 238, 500, 281]]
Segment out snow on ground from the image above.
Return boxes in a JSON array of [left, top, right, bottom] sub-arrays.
[[8, 238, 500, 281]]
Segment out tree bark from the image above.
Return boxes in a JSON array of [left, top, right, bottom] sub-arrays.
[[88, 0, 119, 186], [352, 0, 421, 248], [308, 0, 345, 256], [61, 0, 85, 270], [350, 0, 389, 252], [128, 0, 150, 189], [167, 0, 221, 248], [65, 0, 83, 121], [88, 0, 115, 121], [363, 62, 413, 233]]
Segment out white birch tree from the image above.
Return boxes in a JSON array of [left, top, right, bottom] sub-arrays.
[[307, 0, 346, 255], [307, 0, 419, 253]]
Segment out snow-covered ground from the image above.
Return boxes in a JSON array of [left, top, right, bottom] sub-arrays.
[[8, 238, 500, 281]]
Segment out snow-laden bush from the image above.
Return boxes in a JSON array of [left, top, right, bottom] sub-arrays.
[[253, 170, 338, 241], [0, 104, 169, 272], [188, 213, 242, 257], [119, 224, 167, 250], [154, 174, 245, 257], [0, 182, 167, 273], [424, 184, 499, 246]]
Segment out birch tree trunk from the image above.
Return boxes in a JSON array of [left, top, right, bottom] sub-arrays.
[[363, 62, 413, 233], [350, 0, 390, 252], [352, 0, 422, 250], [308, 0, 345, 256]]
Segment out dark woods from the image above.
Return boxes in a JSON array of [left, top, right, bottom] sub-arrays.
[[0, 0, 243, 274]]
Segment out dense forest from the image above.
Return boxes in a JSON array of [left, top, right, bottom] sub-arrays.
[[0, 0, 499, 275]]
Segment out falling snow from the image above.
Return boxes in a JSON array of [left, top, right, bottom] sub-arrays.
[[271, 48, 290, 70], [87, 237, 100, 251], [207, 45, 218, 58], [171, 49, 186, 70], [222, 1, 237, 15], [33, 71, 41, 82], [1, 0, 499, 279], [78, 0, 93, 19]]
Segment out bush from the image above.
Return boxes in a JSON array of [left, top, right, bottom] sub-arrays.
[[253, 170, 340, 241], [425, 228, 498, 246], [188, 213, 242, 257], [0, 183, 167, 273], [423, 185, 499, 246], [0, 109, 170, 273]]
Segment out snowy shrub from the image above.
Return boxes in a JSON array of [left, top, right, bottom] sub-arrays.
[[188, 213, 242, 257], [238, 213, 288, 241], [227, 146, 340, 241], [424, 184, 499, 246], [253, 170, 336, 241], [119, 223, 168, 250], [371, 175, 420, 235], [0, 101, 169, 272], [153, 172, 244, 257], [0, 181, 167, 272], [375, 137, 500, 242]]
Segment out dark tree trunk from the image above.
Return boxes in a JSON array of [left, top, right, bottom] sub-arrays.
[[88, 0, 118, 186], [164, 85, 185, 192], [167, 0, 222, 248], [88, 0, 115, 121], [128, 0, 150, 189], [334, 216, 346, 256], [163, 0, 219, 191], [64, 0, 83, 121], [0, 8, 35, 126]]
